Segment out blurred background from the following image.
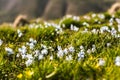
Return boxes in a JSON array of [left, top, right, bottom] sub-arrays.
[[0, 0, 120, 23]]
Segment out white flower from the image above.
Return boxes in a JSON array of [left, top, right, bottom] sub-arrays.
[[91, 29, 98, 34], [91, 13, 96, 18], [92, 45, 96, 53], [0, 39, 3, 46], [18, 46, 27, 54], [83, 15, 91, 20], [21, 54, 26, 59], [98, 14, 105, 19], [68, 46, 75, 53], [115, 62, 120, 66], [29, 43, 35, 49], [41, 49, 48, 55], [25, 59, 33, 67], [41, 44, 47, 49], [57, 50, 64, 58], [70, 24, 79, 31], [109, 18, 113, 26], [82, 22, 89, 27], [29, 38, 37, 44], [100, 26, 110, 33], [18, 33, 23, 37], [115, 56, 120, 66], [5, 47, 14, 55], [16, 53, 20, 57], [26, 54, 33, 60], [38, 54, 44, 60], [111, 27, 117, 36], [86, 49, 91, 54], [73, 16, 80, 21], [50, 55, 53, 60], [98, 58, 105, 66], [63, 48, 68, 54], [118, 24, 120, 32], [26, 38, 37, 49], [107, 43, 111, 47], [78, 50, 85, 58], [80, 45, 84, 50], [17, 29, 23, 37], [116, 18, 120, 24], [57, 46, 62, 51]]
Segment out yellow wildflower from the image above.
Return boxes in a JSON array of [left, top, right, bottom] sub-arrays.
[[25, 70, 34, 77], [17, 73, 23, 79]]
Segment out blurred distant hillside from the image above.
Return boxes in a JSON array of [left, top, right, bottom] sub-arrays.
[[0, 0, 120, 23]]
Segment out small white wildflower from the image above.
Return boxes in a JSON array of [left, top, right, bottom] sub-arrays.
[[116, 34, 120, 38], [5, 47, 14, 55], [83, 15, 91, 20], [100, 26, 109, 33], [50, 55, 53, 60], [107, 43, 111, 47], [26, 54, 34, 60], [57, 50, 64, 58], [115, 62, 120, 66], [66, 15, 72, 18], [83, 22, 89, 27], [98, 14, 105, 19], [68, 46, 75, 53], [16, 53, 20, 57], [78, 50, 85, 58], [98, 58, 105, 66], [29, 38, 37, 44], [57, 46, 62, 51], [91, 13, 96, 18], [70, 24, 79, 31], [115, 56, 120, 66], [18, 46, 27, 54], [98, 21, 101, 24], [91, 45, 96, 53], [17, 29, 23, 37], [0, 39, 3, 46], [118, 24, 120, 32], [25, 59, 33, 67], [21, 54, 26, 59], [109, 22, 113, 26], [63, 48, 68, 54], [109, 18, 114, 26], [29, 43, 35, 49], [41, 49, 48, 55], [116, 18, 120, 24], [91, 29, 98, 34], [111, 27, 117, 36], [38, 54, 44, 60], [86, 49, 91, 54], [80, 45, 84, 50], [73, 16, 80, 21], [29, 24, 35, 28]]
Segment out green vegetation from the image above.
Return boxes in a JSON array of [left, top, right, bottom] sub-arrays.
[[1, 12, 120, 80]]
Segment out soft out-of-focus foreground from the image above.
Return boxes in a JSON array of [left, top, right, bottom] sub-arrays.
[[0, 0, 120, 23]]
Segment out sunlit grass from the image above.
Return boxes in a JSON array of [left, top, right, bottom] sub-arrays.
[[1, 12, 120, 79]]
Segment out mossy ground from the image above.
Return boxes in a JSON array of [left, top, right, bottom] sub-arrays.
[[1, 12, 120, 80]]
